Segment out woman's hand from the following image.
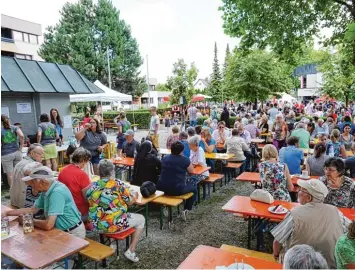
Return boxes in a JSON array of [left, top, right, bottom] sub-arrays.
[[84, 123, 91, 130], [97, 146, 105, 152]]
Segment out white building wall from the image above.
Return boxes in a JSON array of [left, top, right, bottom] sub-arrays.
[[306, 74, 317, 88]]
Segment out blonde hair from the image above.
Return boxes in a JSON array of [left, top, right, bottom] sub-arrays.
[[262, 144, 278, 160], [330, 129, 340, 143], [201, 127, 212, 141]]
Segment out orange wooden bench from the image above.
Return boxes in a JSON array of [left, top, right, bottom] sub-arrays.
[[100, 228, 136, 259]]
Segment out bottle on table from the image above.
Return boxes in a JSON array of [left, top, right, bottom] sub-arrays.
[[1, 216, 10, 237], [23, 213, 34, 234]]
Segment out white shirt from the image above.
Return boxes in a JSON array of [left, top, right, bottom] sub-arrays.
[[150, 115, 159, 132], [212, 129, 230, 143], [190, 147, 209, 176]]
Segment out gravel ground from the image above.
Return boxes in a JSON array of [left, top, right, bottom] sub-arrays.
[[1, 127, 274, 269]]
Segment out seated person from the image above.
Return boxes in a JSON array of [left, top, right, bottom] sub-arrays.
[[58, 147, 92, 221], [122, 129, 140, 158], [283, 245, 328, 269], [325, 129, 347, 158], [179, 131, 190, 158], [244, 118, 260, 139], [200, 127, 216, 172], [166, 126, 180, 149], [236, 123, 251, 145], [335, 221, 355, 269], [195, 125, 202, 138], [186, 126, 196, 138], [345, 142, 355, 177], [305, 143, 328, 176], [225, 129, 249, 173], [318, 157, 355, 208], [86, 159, 145, 263], [279, 136, 304, 175], [212, 121, 229, 146], [260, 144, 294, 201], [132, 141, 161, 186], [2, 166, 86, 239], [188, 136, 209, 178], [271, 179, 350, 269], [157, 141, 196, 220]]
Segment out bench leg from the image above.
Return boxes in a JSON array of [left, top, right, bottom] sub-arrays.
[[213, 183, 216, 192], [202, 182, 206, 200], [168, 206, 173, 224], [126, 237, 130, 250], [197, 183, 201, 203], [115, 240, 120, 257], [247, 216, 252, 250], [145, 204, 149, 237], [159, 206, 163, 230]]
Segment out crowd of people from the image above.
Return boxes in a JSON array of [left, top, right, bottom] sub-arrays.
[[2, 98, 355, 268]]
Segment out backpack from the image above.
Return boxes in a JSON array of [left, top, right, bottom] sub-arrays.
[[120, 120, 131, 133], [140, 181, 156, 198]]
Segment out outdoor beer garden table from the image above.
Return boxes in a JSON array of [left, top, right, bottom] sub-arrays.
[[222, 196, 355, 250], [159, 148, 171, 156], [177, 245, 282, 269], [1, 205, 89, 269], [251, 138, 265, 144], [346, 150, 354, 157], [112, 157, 134, 179], [189, 165, 211, 202]]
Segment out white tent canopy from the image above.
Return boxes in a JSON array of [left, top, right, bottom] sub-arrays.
[[279, 93, 297, 103], [69, 80, 132, 102], [194, 94, 212, 99]]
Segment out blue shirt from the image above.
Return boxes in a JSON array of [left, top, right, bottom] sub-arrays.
[[34, 181, 81, 231], [279, 146, 304, 174], [199, 138, 217, 153], [180, 140, 190, 158], [157, 154, 190, 191]]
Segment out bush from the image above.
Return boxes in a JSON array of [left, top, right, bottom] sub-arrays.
[[126, 111, 151, 129]]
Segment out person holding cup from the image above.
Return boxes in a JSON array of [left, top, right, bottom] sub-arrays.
[[75, 118, 107, 175]]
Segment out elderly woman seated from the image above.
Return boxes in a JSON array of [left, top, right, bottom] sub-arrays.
[[86, 159, 145, 263], [318, 157, 355, 208], [271, 179, 350, 268], [188, 135, 209, 178], [2, 166, 86, 238], [259, 144, 294, 201], [283, 245, 328, 269]]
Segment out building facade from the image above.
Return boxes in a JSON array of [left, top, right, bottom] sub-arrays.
[[1, 14, 43, 61], [194, 78, 209, 92], [293, 64, 323, 100]]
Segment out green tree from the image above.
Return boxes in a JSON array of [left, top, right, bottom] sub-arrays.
[[39, 0, 143, 96], [166, 59, 198, 104], [220, 0, 355, 65], [155, 83, 169, 92], [319, 45, 355, 106], [208, 42, 222, 102], [223, 43, 231, 77], [224, 50, 292, 106], [221, 43, 232, 101]]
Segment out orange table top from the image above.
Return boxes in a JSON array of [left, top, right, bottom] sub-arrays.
[[190, 165, 211, 175], [126, 184, 164, 206], [205, 153, 235, 160], [251, 138, 265, 144], [177, 245, 282, 269], [222, 196, 355, 221], [1, 210, 89, 269], [112, 157, 134, 166]]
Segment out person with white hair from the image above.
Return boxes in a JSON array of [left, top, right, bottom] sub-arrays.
[[271, 179, 350, 268], [283, 244, 328, 269], [2, 166, 86, 239], [314, 118, 329, 137], [188, 135, 209, 177], [244, 118, 260, 139]]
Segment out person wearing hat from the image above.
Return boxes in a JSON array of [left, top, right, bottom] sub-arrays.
[[122, 129, 140, 158], [271, 179, 350, 269], [2, 166, 85, 239]]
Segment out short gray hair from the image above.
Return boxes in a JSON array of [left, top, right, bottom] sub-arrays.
[[188, 135, 200, 146], [98, 159, 114, 178], [72, 147, 91, 164], [27, 143, 43, 155], [283, 245, 328, 269], [187, 127, 196, 137], [296, 123, 305, 129]]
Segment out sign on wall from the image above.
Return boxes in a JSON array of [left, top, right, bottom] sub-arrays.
[[63, 115, 72, 129], [1, 107, 9, 117], [16, 103, 32, 113]]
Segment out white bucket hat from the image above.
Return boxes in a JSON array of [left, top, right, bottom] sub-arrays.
[[297, 179, 329, 202], [22, 166, 54, 182]]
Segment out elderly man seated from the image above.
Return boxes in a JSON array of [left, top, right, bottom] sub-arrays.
[[2, 166, 85, 238], [86, 159, 145, 263], [279, 136, 304, 175], [314, 118, 329, 137], [244, 118, 260, 139], [271, 179, 350, 269], [283, 244, 328, 269], [122, 129, 140, 158]]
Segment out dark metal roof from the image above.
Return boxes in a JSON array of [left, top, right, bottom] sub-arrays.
[[1, 56, 103, 94], [293, 64, 318, 77]]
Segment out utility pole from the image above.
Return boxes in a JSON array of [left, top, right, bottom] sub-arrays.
[[146, 55, 151, 108], [107, 46, 111, 89]]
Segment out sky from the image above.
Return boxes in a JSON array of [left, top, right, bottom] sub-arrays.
[[1, 0, 239, 83]]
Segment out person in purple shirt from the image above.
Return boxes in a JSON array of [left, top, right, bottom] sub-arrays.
[[236, 123, 252, 144], [244, 118, 261, 139], [279, 136, 304, 175]]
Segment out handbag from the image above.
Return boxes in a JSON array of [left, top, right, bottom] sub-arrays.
[[140, 181, 156, 198], [250, 189, 274, 204], [82, 161, 94, 179]]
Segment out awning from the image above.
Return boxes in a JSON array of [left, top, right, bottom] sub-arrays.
[[1, 56, 103, 94]]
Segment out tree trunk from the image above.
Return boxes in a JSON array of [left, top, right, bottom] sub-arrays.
[[254, 98, 257, 110], [345, 93, 349, 107]]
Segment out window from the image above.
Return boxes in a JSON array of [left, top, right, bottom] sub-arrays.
[[25, 55, 32, 60], [302, 76, 307, 89], [29, 34, 38, 44], [13, 31, 23, 41], [15, 54, 26, 59], [23, 33, 30, 43]]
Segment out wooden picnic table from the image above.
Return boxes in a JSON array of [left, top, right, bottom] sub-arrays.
[[222, 196, 355, 249], [159, 148, 171, 156], [1, 205, 89, 269], [205, 153, 235, 160], [112, 157, 134, 167], [251, 138, 265, 144], [346, 150, 354, 157], [190, 165, 211, 175], [177, 245, 282, 269]]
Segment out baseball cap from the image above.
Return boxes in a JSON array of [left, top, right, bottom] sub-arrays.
[[124, 129, 134, 136], [22, 166, 54, 182], [297, 179, 329, 202]]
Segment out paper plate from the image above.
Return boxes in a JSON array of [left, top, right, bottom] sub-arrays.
[[268, 206, 288, 215], [227, 263, 255, 269], [298, 175, 311, 180]]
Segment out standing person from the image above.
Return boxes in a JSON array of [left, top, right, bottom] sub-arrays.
[[82, 113, 91, 126], [50, 108, 63, 146], [272, 114, 288, 151], [37, 113, 58, 171], [187, 104, 198, 127], [220, 106, 230, 128], [211, 105, 218, 121], [166, 126, 180, 149], [1, 114, 24, 187], [13, 123, 30, 147], [164, 112, 171, 132], [268, 103, 278, 124], [93, 110, 104, 128], [75, 118, 107, 175], [114, 112, 131, 156], [149, 106, 160, 150]]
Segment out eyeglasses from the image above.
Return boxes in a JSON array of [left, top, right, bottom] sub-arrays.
[[298, 189, 312, 197], [323, 167, 337, 172], [218, 126, 224, 129]]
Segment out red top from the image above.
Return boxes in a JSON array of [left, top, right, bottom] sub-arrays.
[[58, 164, 91, 216]]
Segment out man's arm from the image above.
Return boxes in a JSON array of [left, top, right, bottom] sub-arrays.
[[34, 215, 57, 231], [3, 207, 40, 217]]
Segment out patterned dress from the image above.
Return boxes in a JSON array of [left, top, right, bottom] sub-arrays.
[[86, 178, 132, 233], [259, 161, 291, 202], [319, 176, 355, 208]]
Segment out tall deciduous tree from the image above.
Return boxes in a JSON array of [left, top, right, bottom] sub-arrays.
[[220, 0, 355, 65], [155, 83, 169, 92], [224, 50, 292, 106], [39, 0, 143, 96], [166, 59, 198, 104], [208, 42, 222, 102]]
